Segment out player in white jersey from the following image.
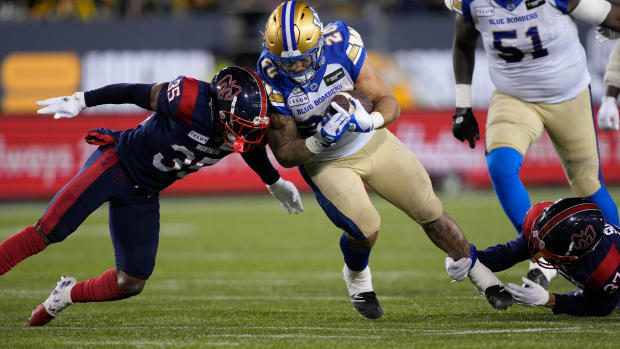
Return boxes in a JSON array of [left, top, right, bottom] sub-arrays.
[[258, 1, 512, 320], [445, 0, 620, 288]]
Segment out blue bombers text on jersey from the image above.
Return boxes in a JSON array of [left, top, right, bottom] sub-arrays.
[[446, 0, 590, 103]]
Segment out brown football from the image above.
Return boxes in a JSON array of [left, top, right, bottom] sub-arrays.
[[327, 90, 373, 117]]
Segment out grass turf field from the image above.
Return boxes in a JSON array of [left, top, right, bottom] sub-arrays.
[[0, 188, 618, 348]]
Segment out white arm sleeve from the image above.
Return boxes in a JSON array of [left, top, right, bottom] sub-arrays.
[[570, 0, 612, 26]]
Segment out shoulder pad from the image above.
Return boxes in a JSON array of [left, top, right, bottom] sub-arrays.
[[445, 0, 464, 14], [263, 82, 285, 108], [258, 54, 279, 80]]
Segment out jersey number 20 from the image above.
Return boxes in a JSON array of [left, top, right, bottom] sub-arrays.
[[493, 26, 548, 63]]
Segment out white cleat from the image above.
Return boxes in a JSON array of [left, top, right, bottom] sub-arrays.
[[525, 260, 557, 289], [29, 276, 76, 326]]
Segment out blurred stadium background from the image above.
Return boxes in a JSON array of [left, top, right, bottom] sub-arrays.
[[0, 0, 619, 198], [1, 2, 620, 345]]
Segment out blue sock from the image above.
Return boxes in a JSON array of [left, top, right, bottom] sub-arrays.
[[486, 147, 531, 233], [589, 185, 619, 226], [339, 232, 370, 271]]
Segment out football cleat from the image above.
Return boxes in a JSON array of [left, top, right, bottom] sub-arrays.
[[29, 276, 76, 326], [525, 268, 550, 289], [350, 291, 383, 319], [484, 285, 514, 310], [342, 265, 382, 319]]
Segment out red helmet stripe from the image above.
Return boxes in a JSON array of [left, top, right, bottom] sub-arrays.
[[538, 203, 600, 239], [236, 66, 268, 119], [586, 244, 620, 288]]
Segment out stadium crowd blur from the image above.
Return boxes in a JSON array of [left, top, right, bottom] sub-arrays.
[[0, 0, 447, 21]]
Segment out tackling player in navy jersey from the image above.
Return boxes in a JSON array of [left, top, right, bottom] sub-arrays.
[[449, 198, 619, 315], [0, 66, 303, 326]]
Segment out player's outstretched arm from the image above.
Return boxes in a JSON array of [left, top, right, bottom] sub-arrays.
[[36, 83, 164, 119], [240, 147, 304, 215]]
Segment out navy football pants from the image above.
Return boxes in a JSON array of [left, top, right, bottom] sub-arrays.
[[38, 146, 159, 280]]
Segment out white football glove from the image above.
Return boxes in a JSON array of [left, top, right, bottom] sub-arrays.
[[36, 92, 86, 119], [598, 96, 620, 131], [505, 277, 549, 306], [267, 178, 304, 214], [445, 257, 472, 282], [331, 99, 372, 133], [314, 111, 351, 147]]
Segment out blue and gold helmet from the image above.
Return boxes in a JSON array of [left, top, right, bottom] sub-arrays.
[[263, 1, 325, 86]]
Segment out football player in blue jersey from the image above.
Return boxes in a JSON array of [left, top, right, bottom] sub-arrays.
[[0, 66, 303, 326], [446, 0, 620, 288], [257, 1, 511, 319], [447, 198, 620, 316]]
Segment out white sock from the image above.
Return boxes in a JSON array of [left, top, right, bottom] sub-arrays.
[[468, 260, 501, 295], [342, 265, 373, 296]]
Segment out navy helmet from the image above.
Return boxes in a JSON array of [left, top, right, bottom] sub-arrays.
[[211, 66, 270, 153], [525, 197, 605, 268]]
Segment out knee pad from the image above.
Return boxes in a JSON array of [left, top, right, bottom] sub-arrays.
[[569, 175, 601, 197]]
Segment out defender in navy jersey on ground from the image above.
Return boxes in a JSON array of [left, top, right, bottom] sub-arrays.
[[447, 198, 620, 316], [0, 66, 303, 326], [445, 0, 620, 288]]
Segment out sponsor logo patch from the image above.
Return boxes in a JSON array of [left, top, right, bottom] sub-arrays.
[[287, 88, 309, 107], [323, 68, 345, 86], [525, 0, 545, 10], [188, 130, 209, 144], [474, 6, 494, 17]]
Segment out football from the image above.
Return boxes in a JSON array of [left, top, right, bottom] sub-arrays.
[[327, 90, 373, 117]]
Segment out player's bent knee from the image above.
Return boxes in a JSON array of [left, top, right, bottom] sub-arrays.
[[344, 231, 377, 249], [570, 178, 601, 197], [117, 271, 146, 297]]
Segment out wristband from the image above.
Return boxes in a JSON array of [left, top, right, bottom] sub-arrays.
[[305, 136, 324, 154], [369, 111, 385, 130], [571, 0, 611, 26], [456, 84, 472, 108]]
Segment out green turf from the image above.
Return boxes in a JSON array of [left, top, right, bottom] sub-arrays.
[[0, 188, 618, 348]]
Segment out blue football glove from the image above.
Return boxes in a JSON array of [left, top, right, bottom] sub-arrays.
[[330, 99, 372, 133], [314, 110, 351, 147]]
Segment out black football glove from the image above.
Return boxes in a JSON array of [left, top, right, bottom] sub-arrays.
[[485, 285, 514, 310], [452, 107, 479, 149]]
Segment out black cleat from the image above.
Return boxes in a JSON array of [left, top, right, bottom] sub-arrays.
[[350, 291, 383, 319], [484, 285, 514, 310], [525, 268, 549, 289]]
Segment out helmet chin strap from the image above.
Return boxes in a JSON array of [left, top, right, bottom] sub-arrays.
[[233, 136, 246, 153]]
